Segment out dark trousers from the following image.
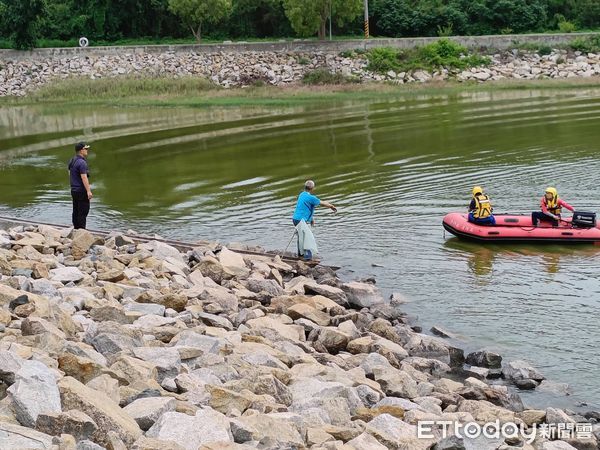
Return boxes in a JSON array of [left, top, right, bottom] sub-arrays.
[[468, 213, 496, 226], [532, 211, 558, 227], [71, 190, 90, 229]]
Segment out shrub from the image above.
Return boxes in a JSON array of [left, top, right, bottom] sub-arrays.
[[366, 47, 404, 73], [436, 24, 454, 37], [366, 40, 490, 74], [569, 35, 600, 53], [558, 21, 577, 33], [302, 68, 360, 85]]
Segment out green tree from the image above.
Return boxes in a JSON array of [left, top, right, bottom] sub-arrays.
[[283, 0, 362, 40], [4, 0, 47, 49], [168, 0, 232, 41]]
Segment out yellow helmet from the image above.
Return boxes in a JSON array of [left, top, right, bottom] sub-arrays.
[[545, 187, 558, 199], [472, 186, 483, 196]]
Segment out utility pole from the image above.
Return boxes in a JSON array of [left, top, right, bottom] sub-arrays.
[[329, 1, 333, 41], [364, 0, 369, 39]]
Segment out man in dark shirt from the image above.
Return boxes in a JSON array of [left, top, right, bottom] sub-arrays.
[[68, 142, 93, 229]]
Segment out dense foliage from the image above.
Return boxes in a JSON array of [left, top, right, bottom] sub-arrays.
[[366, 39, 491, 74], [0, 0, 598, 49]]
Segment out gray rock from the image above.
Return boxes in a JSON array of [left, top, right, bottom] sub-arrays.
[[317, 327, 350, 353], [245, 278, 285, 297], [343, 281, 384, 308], [139, 240, 183, 262], [7, 360, 62, 427], [172, 330, 224, 354], [123, 396, 176, 431], [76, 440, 106, 450], [123, 302, 165, 316], [91, 332, 143, 356], [30, 279, 59, 297], [0, 421, 54, 449], [435, 435, 466, 450], [305, 282, 347, 305], [540, 441, 578, 450], [465, 350, 502, 369], [0, 350, 27, 384], [50, 267, 85, 283], [515, 379, 539, 390], [194, 312, 234, 330], [546, 407, 577, 425], [372, 366, 418, 399], [131, 347, 181, 382], [356, 384, 381, 407], [346, 432, 388, 450], [229, 417, 256, 443], [503, 360, 545, 382], [366, 413, 433, 449], [146, 409, 233, 450]]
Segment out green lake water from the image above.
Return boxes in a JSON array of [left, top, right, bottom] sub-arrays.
[[1, 87, 600, 409]]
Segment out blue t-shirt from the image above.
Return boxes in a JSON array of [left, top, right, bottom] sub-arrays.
[[68, 155, 89, 192], [293, 191, 321, 222]]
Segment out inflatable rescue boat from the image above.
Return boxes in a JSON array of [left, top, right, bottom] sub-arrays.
[[443, 212, 600, 243]]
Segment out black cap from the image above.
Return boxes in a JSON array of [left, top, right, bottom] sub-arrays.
[[75, 142, 90, 152]]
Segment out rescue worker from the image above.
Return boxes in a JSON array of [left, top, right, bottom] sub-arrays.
[[468, 186, 495, 225], [532, 187, 574, 227]]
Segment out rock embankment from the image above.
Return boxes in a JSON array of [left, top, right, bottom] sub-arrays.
[[1, 49, 600, 96], [0, 224, 598, 449]]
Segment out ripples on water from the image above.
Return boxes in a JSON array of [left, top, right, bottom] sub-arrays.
[[1, 88, 600, 409]]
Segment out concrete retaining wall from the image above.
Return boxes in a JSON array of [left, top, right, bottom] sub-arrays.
[[0, 33, 597, 61]]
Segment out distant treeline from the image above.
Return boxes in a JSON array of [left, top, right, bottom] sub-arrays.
[[0, 0, 599, 49]]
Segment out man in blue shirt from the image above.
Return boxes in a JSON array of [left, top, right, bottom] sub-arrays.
[[68, 142, 93, 229], [292, 180, 337, 259]]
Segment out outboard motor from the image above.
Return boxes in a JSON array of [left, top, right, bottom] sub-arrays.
[[572, 211, 596, 228]]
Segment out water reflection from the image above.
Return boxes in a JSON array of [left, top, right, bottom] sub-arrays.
[[444, 238, 600, 278]]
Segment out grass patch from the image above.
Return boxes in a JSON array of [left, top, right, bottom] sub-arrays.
[[511, 41, 554, 55], [302, 69, 360, 85], [2, 76, 600, 109], [366, 39, 490, 74], [30, 76, 217, 101]]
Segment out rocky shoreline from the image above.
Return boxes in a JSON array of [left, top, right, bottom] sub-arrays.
[[1, 48, 600, 96], [0, 224, 597, 449]]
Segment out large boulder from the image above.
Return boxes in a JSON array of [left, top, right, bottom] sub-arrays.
[[465, 350, 502, 369], [58, 376, 142, 447], [343, 281, 385, 308], [502, 360, 545, 382], [146, 409, 233, 450], [372, 366, 419, 399], [7, 360, 62, 427], [139, 241, 183, 262], [218, 247, 250, 278], [71, 230, 103, 260]]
